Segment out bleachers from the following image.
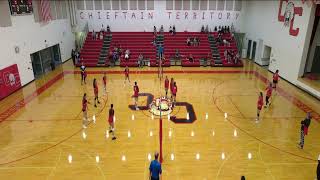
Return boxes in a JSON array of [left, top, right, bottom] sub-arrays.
[[109, 32, 156, 67], [163, 32, 212, 67], [77, 32, 104, 67], [210, 32, 243, 67]]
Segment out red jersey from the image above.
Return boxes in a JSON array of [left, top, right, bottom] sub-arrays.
[[94, 82, 98, 94], [124, 68, 129, 76], [133, 85, 139, 97], [257, 96, 263, 110], [82, 98, 87, 111], [273, 73, 279, 81], [108, 108, 114, 123], [266, 86, 272, 97], [170, 81, 174, 91], [103, 76, 106, 85], [172, 85, 177, 95], [165, 79, 169, 89]]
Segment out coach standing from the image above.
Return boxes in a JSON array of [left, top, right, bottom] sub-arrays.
[[149, 152, 162, 180]]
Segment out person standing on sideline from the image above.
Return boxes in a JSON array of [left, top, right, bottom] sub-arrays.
[[273, 70, 279, 89], [149, 152, 162, 180], [170, 78, 174, 99], [158, 44, 164, 59], [172, 82, 177, 105], [82, 93, 90, 129], [265, 82, 273, 107], [256, 92, 264, 121], [164, 76, 169, 97], [93, 78, 100, 107], [133, 82, 140, 110], [299, 119, 306, 149], [108, 104, 116, 140], [317, 154, 320, 180], [304, 112, 312, 136], [80, 63, 86, 85], [124, 66, 130, 84], [102, 73, 107, 94]]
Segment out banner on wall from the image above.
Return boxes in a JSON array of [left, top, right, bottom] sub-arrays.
[[0, 64, 21, 100]]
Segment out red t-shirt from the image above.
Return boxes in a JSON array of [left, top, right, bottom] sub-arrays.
[[273, 73, 279, 81], [94, 82, 98, 94], [266, 86, 272, 97], [125, 68, 129, 76], [172, 85, 177, 95], [133, 85, 139, 97], [82, 98, 87, 111], [103, 76, 106, 85], [257, 96, 263, 109], [165, 79, 169, 89], [170, 81, 174, 91]]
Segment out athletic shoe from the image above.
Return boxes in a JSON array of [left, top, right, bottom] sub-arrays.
[[112, 137, 117, 140], [109, 130, 113, 133], [94, 104, 97, 108]]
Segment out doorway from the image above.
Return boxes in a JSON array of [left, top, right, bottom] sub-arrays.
[[30, 44, 62, 78], [261, 45, 272, 67], [247, 40, 252, 59], [252, 41, 257, 60], [311, 46, 320, 73]]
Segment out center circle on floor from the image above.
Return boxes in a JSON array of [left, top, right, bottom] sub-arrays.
[[149, 96, 173, 116]]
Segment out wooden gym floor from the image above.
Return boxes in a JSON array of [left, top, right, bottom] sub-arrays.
[[0, 60, 319, 180]]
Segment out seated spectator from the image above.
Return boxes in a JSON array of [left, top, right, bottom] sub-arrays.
[[118, 45, 123, 56], [201, 25, 205, 33], [172, 25, 176, 35], [107, 25, 111, 33], [188, 54, 194, 63], [214, 26, 217, 32], [160, 25, 164, 34], [224, 50, 227, 61], [99, 31, 104, 40], [193, 37, 197, 46], [152, 36, 157, 46], [124, 49, 130, 60], [169, 26, 173, 34], [234, 51, 240, 64], [227, 50, 232, 63], [205, 25, 209, 33], [203, 53, 210, 67], [224, 26, 227, 33], [138, 54, 144, 68], [92, 30, 96, 40], [153, 26, 157, 35], [186, 37, 191, 46], [227, 26, 230, 33], [175, 49, 180, 59]]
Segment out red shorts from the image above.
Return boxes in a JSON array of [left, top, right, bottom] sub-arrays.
[[304, 126, 308, 135], [108, 116, 114, 123]]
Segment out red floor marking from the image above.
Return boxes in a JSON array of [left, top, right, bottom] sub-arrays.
[[0, 70, 319, 123]]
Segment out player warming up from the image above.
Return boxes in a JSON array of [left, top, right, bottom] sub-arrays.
[[82, 93, 90, 129], [80, 63, 87, 85], [265, 83, 273, 107], [256, 92, 264, 121], [133, 81, 140, 110], [164, 76, 169, 97], [102, 73, 107, 94], [108, 104, 116, 140], [170, 78, 174, 99], [93, 78, 100, 107], [124, 66, 130, 84], [272, 70, 279, 89], [172, 82, 177, 105]]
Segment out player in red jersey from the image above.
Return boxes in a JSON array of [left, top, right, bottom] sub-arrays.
[[108, 104, 116, 140], [170, 78, 174, 99], [102, 73, 107, 94], [172, 82, 177, 104], [272, 70, 279, 89], [82, 93, 90, 129], [164, 76, 169, 97], [124, 66, 130, 84], [265, 83, 273, 107], [256, 92, 264, 121], [133, 81, 139, 110], [93, 78, 100, 107]]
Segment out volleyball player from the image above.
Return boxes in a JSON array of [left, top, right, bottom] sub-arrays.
[[170, 78, 174, 99], [256, 92, 263, 121], [93, 78, 100, 107], [108, 104, 116, 140], [124, 66, 130, 84], [82, 93, 90, 129], [265, 83, 273, 107], [172, 82, 177, 105], [164, 76, 169, 97], [103, 73, 107, 94], [272, 70, 279, 89], [133, 81, 139, 110], [80, 63, 86, 85]]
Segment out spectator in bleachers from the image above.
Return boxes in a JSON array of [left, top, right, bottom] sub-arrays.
[[205, 25, 209, 34], [169, 26, 173, 34], [92, 30, 96, 40], [214, 26, 217, 32], [227, 50, 232, 63], [193, 38, 197, 46], [173, 25, 176, 35], [227, 26, 230, 33], [203, 53, 210, 67], [138, 54, 144, 68], [158, 44, 164, 59], [188, 54, 194, 63], [175, 49, 180, 60], [153, 26, 157, 35], [160, 25, 164, 34], [124, 49, 130, 60], [152, 35, 157, 46], [100, 31, 104, 40], [234, 51, 240, 64], [187, 37, 191, 46], [201, 25, 205, 33], [107, 25, 111, 33]]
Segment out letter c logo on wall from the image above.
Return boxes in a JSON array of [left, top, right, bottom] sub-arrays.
[[278, 0, 303, 36]]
